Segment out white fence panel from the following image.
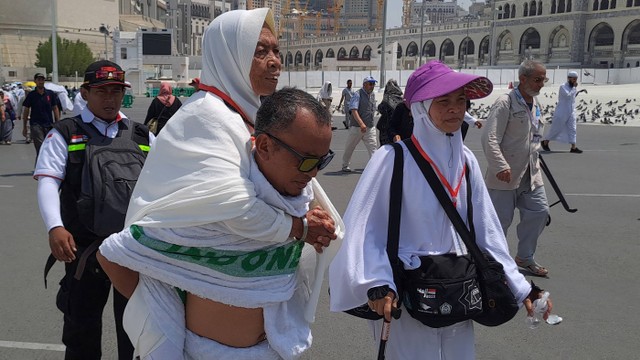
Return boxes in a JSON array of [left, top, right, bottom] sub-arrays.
[[279, 66, 640, 93]]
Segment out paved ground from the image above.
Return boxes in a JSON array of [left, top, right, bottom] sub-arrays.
[[1, 95, 639, 359]]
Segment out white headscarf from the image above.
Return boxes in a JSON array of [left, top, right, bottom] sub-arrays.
[[318, 81, 332, 100], [125, 9, 278, 228], [410, 99, 465, 191], [201, 8, 274, 122]]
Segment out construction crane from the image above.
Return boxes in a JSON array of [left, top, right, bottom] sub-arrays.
[[376, 0, 384, 30], [294, 0, 311, 40], [279, 0, 291, 39], [403, 0, 413, 28], [316, 12, 322, 38], [328, 0, 344, 34]]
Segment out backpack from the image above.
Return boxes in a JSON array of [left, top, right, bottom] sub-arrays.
[[4, 100, 16, 121], [73, 117, 148, 238]]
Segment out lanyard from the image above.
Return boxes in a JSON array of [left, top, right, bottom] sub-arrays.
[[513, 88, 541, 129], [197, 84, 254, 133], [410, 135, 466, 207]]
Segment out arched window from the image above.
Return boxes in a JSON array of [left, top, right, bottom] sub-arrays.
[[566, 0, 572, 11], [626, 0, 631, 7], [530, 0, 537, 15], [314, 50, 323, 66], [326, 48, 335, 58], [552, 0, 557, 13], [504, 5, 510, 18], [600, 0, 609, 9], [439, 39, 455, 60], [423, 41, 436, 57], [406, 42, 419, 57], [286, 52, 293, 67], [349, 46, 359, 58], [363, 45, 372, 59], [538, 1, 543, 14], [512, 5, 517, 17], [337, 47, 347, 59], [295, 51, 303, 66], [609, 0, 615, 8], [524, 2, 529, 16], [594, 0, 599, 9]]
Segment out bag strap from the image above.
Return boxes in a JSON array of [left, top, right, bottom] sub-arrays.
[[403, 139, 490, 269], [73, 115, 102, 139], [387, 143, 404, 289], [156, 102, 168, 121]]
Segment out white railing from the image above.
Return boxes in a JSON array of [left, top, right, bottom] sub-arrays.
[[277, 66, 640, 91]]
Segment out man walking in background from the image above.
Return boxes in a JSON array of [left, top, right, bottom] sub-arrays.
[[541, 71, 587, 153], [341, 76, 378, 172], [22, 73, 60, 160], [482, 60, 551, 277], [337, 79, 355, 129]]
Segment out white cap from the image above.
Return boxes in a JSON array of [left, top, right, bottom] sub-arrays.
[[567, 71, 578, 78]]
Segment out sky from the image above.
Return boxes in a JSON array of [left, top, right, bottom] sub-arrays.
[[386, 0, 473, 28]]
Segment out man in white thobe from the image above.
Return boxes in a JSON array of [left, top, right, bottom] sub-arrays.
[[541, 71, 587, 153]]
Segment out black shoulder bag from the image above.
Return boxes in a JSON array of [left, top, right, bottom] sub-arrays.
[[342, 142, 405, 320], [404, 139, 519, 327]]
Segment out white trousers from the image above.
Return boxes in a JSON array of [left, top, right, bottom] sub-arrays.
[[370, 317, 475, 360], [342, 126, 378, 169]]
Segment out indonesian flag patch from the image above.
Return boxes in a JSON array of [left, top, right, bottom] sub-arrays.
[[70, 135, 88, 143]]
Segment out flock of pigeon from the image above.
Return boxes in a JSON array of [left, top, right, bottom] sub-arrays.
[[468, 92, 640, 125]]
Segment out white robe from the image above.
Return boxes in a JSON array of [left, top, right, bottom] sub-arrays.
[[101, 8, 343, 359], [329, 100, 531, 360], [544, 82, 577, 144]]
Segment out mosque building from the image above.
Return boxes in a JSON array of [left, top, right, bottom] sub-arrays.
[[1, 0, 639, 84]]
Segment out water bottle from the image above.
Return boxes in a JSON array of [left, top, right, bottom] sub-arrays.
[[525, 291, 550, 329]]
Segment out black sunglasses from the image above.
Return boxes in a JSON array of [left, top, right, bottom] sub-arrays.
[[262, 132, 334, 172]]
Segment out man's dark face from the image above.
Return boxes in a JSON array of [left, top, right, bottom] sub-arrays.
[[35, 77, 45, 89], [568, 77, 578, 87], [81, 84, 125, 122], [347, 80, 352, 89]]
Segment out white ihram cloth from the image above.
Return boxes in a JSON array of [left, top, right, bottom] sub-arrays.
[[101, 8, 344, 359], [124, 8, 281, 232], [101, 155, 329, 359], [544, 82, 578, 144], [318, 81, 332, 100], [329, 100, 531, 359], [44, 82, 74, 112]]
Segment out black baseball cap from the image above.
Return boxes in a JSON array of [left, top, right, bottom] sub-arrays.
[[82, 60, 130, 88], [34, 73, 46, 80]]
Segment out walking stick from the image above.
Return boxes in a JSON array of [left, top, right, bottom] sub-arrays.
[[538, 154, 577, 225], [376, 308, 401, 360]]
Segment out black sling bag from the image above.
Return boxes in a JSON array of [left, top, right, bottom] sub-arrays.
[[404, 138, 519, 327]]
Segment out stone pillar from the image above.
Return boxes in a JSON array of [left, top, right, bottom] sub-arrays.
[[570, 0, 589, 64]]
